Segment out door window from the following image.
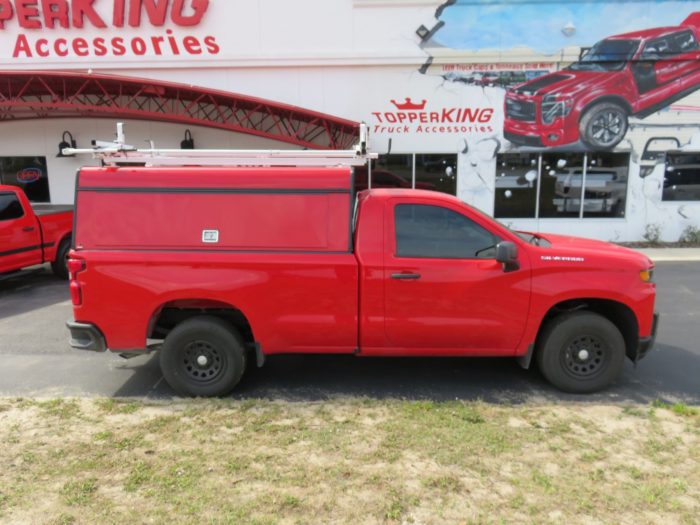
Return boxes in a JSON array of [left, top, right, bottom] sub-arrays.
[[674, 31, 699, 53], [395, 204, 498, 259], [641, 36, 679, 60], [0, 193, 24, 221]]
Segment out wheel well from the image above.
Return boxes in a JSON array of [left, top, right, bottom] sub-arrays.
[[148, 299, 255, 345], [537, 299, 639, 361], [580, 96, 632, 121]]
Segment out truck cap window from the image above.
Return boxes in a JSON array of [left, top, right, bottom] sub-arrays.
[[395, 204, 498, 259], [0, 193, 24, 221]]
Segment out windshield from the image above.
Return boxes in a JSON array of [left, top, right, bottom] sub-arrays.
[[568, 39, 639, 72]]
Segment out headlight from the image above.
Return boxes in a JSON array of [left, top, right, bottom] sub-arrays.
[[640, 268, 654, 282], [541, 94, 573, 124]]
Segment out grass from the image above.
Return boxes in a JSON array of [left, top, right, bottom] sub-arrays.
[[0, 398, 698, 524]]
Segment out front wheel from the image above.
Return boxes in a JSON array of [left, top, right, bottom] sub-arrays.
[[160, 316, 246, 397], [536, 312, 625, 393], [579, 102, 628, 150]]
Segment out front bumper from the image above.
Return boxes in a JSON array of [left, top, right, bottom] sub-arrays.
[[67, 321, 107, 352], [635, 313, 659, 363]]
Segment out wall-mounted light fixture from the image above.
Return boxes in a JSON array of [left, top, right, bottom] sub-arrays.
[[56, 131, 76, 157], [562, 21, 576, 37], [180, 129, 195, 149], [416, 25, 430, 40]]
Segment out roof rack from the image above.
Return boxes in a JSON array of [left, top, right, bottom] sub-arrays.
[[63, 122, 378, 167]]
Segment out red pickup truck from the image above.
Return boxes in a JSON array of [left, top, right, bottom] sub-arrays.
[[505, 13, 700, 150], [67, 166, 657, 396], [0, 185, 73, 279]]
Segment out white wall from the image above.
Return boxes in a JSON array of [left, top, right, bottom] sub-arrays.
[[0, 118, 296, 204]]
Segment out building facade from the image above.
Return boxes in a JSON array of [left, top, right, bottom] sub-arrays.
[[1, 0, 700, 241]]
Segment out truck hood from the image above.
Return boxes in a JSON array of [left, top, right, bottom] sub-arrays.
[[512, 70, 618, 98], [536, 233, 653, 267]]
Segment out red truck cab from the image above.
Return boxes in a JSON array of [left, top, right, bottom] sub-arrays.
[[67, 165, 657, 396], [505, 13, 700, 150], [0, 185, 73, 279]]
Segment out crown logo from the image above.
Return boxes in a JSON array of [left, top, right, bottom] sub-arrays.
[[390, 98, 427, 110]]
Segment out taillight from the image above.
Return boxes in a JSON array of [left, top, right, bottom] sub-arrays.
[[68, 258, 86, 306], [68, 258, 85, 279], [70, 281, 83, 306]]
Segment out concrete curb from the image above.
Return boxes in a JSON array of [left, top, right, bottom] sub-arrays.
[[636, 248, 700, 262]]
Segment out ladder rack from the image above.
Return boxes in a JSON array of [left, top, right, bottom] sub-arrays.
[[63, 123, 377, 167]]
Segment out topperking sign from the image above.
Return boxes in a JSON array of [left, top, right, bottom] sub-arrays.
[[0, 0, 219, 59]]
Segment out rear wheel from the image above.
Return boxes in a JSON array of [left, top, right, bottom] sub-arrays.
[[51, 238, 71, 279], [536, 312, 625, 393], [160, 316, 246, 397]]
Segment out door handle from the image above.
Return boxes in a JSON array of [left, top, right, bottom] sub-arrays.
[[391, 272, 421, 280], [22, 226, 35, 232]]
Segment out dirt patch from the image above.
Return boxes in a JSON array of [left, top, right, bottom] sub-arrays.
[[0, 398, 698, 524]]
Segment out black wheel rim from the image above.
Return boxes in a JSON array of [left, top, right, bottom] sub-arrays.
[[590, 111, 625, 147], [561, 334, 609, 379], [182, 340, 226, 384]]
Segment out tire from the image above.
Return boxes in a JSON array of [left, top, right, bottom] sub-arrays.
[[160, 316, 246, 397], [51, 238, 71, 279], [536, 312, 625, 394], [579, 102, 628, 150]]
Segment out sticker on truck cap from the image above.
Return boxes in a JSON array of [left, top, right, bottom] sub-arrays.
[[202, 230, 219, 243]]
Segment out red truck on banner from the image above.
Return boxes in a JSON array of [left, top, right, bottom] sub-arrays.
[[67, 165, 657, 397], [0, 185, 73, 279], [505, 13, 700, 150]]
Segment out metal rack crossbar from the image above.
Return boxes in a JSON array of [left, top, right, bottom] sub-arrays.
[[63, 123, 377, 167]]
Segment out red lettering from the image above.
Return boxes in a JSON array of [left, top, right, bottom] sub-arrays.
[[478, 108, 494, 123], [441, 108, 455, 123], [131, 36, 146, 54], [0, 0, 13, 29], [150, 35, 164, 54], [16, 0, 41, 29], [72, 0, 105, 28], [41, 0, 69, 29], [203, 35, 219, 54], [36, 37, 49, 56], [72, 37, 89, 56], [54, 37, 68, 56], [129, 0, 168, 27], [182, 35, 201, 54], [165, 29, 180, 54], [171, 0, 208, 26], [111, 36, 126, 55], [12, 34, 32, 57], [112, 0, 125, 26], [93, 36, 107, 56]]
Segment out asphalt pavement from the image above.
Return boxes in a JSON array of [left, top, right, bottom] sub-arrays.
[[0, 263, 698, 403]]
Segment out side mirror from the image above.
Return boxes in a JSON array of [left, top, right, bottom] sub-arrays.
[[495, 241, 519, 272]]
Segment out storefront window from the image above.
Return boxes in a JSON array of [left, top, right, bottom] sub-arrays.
[[494, 153, 539, 218], [415, 154, 457, 195], [538, 153, 587, 218], [0, 157, 50, 202], [357, 154, 456, 196], [662, 153, 700, 201], [582, 152, 629, 217], [494, 152, 629, 219], [373, 154, 413, 188]]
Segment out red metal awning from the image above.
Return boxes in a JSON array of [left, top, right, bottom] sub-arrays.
[[0, 70, 359, 149]]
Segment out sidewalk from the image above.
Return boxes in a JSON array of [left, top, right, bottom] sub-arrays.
[[636, 248, 700, 262]]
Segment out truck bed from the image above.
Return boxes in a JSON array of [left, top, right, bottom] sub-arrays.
[[31, 204, 74, 216]]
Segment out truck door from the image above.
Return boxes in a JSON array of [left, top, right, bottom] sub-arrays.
[[632, 36, 681, 101], [382, 200, 531, 355], [0, 191, 42, 274]]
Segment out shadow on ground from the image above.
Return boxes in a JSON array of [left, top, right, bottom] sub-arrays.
[[0, 269, 68, 320], [111, 341, 700, 405]]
